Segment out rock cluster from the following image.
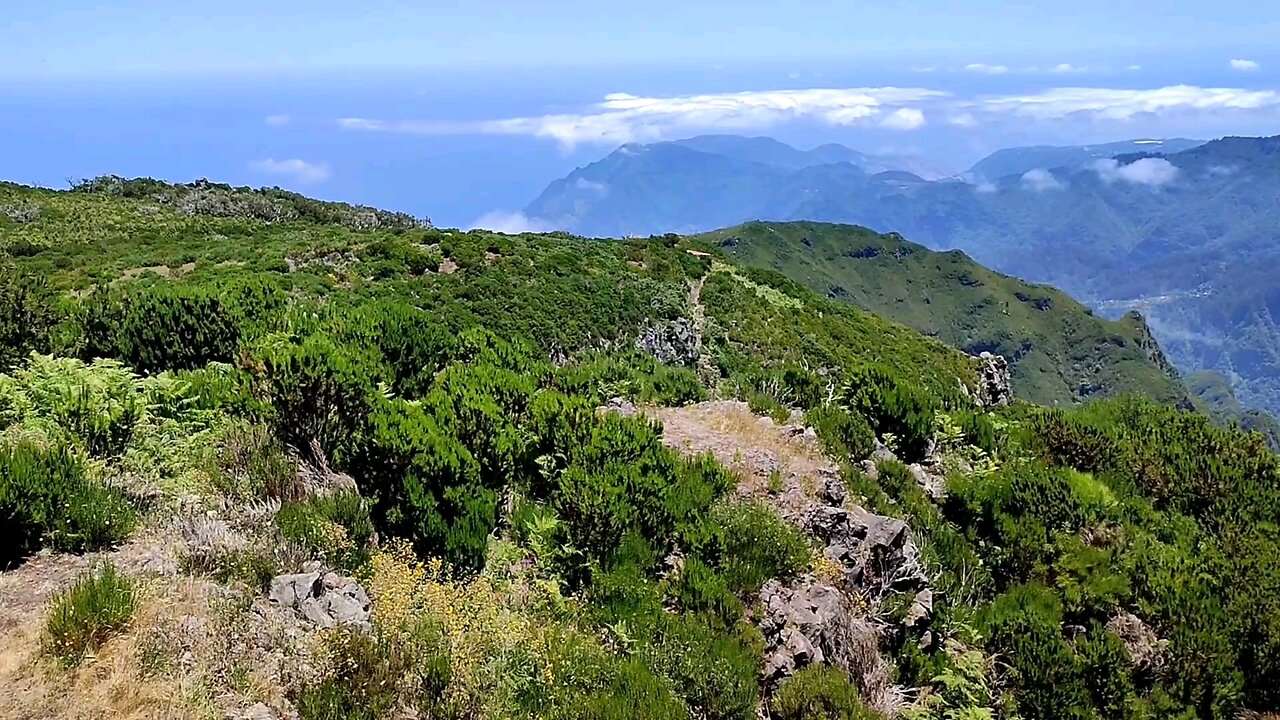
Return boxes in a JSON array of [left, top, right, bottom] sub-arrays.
[[806, 505, 927, 596], [268, 570, 371, 631], [634, 317, 700, 367], [975, 351, 1013, 407]]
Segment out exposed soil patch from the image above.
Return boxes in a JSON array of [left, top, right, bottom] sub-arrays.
[[643, 400, 836, 519]]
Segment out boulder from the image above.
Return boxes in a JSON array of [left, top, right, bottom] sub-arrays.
[[807, 506, 926, 595], [269, 571, 371, 631], [818, 468, 847, 507], [758, 578, 887, 694], [908, 463, 948, 501], [635, 317, 700, 367], [975, 352, 1013, 407]]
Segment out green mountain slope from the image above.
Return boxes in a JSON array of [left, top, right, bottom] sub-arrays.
[[3, 178, 1280, 720], [526, 135, 1280, 419], [693, 221, 1189, 408]]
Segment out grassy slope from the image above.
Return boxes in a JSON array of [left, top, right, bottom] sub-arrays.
[[0, 181, 977, 394], [694, 221, 1190, 408]]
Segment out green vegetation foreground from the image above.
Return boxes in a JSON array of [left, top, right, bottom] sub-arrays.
[[1, 178, 1278, 719]]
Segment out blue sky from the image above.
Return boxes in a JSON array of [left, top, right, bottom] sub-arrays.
[[2, 1, 1279, 227], [7, 0, 1280, 76]]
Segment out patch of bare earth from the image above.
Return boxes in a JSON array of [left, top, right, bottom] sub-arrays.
[[0, 522, 321, 720], [642, 400, 836, 518]]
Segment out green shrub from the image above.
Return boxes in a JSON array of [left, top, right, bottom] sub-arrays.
[[277, 492, 376, 571], [3, 354, 144, 456], [1077, 625, 1140, 720], [0, 268, 57, 370], [0, 441, 135, 567], [215, 421, 299, 499], [666, 556, 744, 628], [297, 625, 450, 720], [806, 404, 875, 461], [640, 613, 761, 720], [982, 584, 1093, 720], [358, 398, 494, 572], [841, 366, 938, 462], [773, 665, 875, 720], [255, 333, 381, 465], [43, 562, 136, 666], [81, 285, 243, 374], [690, 500, 811, 595]]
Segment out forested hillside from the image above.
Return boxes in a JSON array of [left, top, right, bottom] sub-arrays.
[[525, 134, 1280, 420], [693, 221, 1189, 409], [1, 178, 1278, 720]]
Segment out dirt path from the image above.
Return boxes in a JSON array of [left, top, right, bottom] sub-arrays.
[[643, 400, 839, 519], [0, 529, 180, 634]]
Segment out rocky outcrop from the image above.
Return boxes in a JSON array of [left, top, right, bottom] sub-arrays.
[[635, 317, 700, 367], [806, 505, 927, 597], [975, 351, 1013, 407], [269, 570, 371, 631], [761, 579, 866, 683]]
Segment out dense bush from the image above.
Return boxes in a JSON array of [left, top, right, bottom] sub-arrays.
[[43, 562, 136, 666], [0, 268, 57, 370], [0, 441, 135, 567], [688, 500, 812, 595], [841, 366, 940, 461], [81, 285, 244, 373], [806, 403, 875, 461], [276, 491, 376, 571], [772, 665, 875, 720]]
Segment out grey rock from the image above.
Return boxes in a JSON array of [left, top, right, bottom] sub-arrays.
[[860, 459, 880, 481], [269, 573, 320, 607], [903, 589, 933, 629], [233, 704, 275, 720], [908, 463, 947, 501], [758, 578, 884, 690], [635, 317, 700, 367], [269, 570, 371, 631], [603, 396, 637, 417], [819, 469, 847, 506], [807, 506, 925, 594], [975, 352, 1013, 407], [871, 440, 897, 463]]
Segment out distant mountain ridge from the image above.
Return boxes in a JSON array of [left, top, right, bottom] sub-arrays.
[[524, 134, 1280, 418], [523, 135, 951, 238], [966, 138, 1205, 180]]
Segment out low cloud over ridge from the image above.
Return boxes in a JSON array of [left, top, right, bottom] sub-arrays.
[[248, 158, 331, 184], [1093, 157, 1180, 186], [338, 83, 1280, 148], [337, 87, 943, 148]]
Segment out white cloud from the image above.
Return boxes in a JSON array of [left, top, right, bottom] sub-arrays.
[[248, 158, 332, 184], [1128, 65, 1143, 71], [1051, 63, 1087, 74], [965, 63, 1009, 74], [337, 87, 947, 148], [264, 114, 291, 127], [469, 210, 556, 234], [787, 72, 801, 79], [975, 85, 1280, 121], [1230, 58, 1260, 71], [573, 177, 609, 194], [880, 107, 927, 130], [974, 181, 998, 193], [1092, 157, 1180, 186], [1021, 168, 1064, 191], [338, 117, 387, 130], [1208, 164, 1237, 176], [947, 112, 977, 127]]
